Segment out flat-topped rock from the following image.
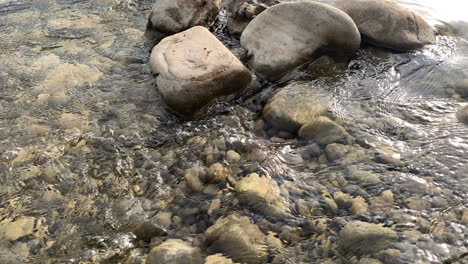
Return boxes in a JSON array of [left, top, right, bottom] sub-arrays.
[[241, 1, 360, 79], [150, 26, 252, 116]]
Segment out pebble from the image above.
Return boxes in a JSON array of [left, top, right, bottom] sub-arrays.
[[226, 150, 241, 163]]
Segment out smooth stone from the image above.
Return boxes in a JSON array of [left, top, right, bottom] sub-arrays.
[[298, 116, 351, 144], [205, 254, 237, 264], [457, 105, 468, 125], [226, 2, 268, 35], [0, 217, 36, 241], [150, 26, 252, 116], [263, 82, 334, 133], [133, 221, 167, 240], [359, 258, 383, 264], [241, 1, 360, 78], [346, 166, 381, 184], [333, 0, 435, 51], [205, 214, 269, 263], [147, 239, 204, 264], [236, 173, 289, 216], [207, 163, 231, 182], [339, 221, 397, 256], [185, 167, 206, 193], [324, 144, 368, 164], [226, 150, 241, 163], [147, 0, 221, 35]]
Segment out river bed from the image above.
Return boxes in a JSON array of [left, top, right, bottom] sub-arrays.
[[0, 0, 467, 263]]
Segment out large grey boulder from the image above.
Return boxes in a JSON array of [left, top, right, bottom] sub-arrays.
[[263, 82, 334, 133], [240, 1, 360, 79], [333, 0, 436, 51], [146, 239, 204, 264], [147, 0, 221, 35], [150, 26, 252, 116]]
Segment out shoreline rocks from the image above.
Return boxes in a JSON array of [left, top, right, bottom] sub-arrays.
[[150, 26, 252, 116], [240, 1, 360, 79]]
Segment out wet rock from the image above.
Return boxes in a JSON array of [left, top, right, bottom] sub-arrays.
[[150, 26, 252, 116], [346, 166, 381, 184], [205, 254, 237, 264], [375, 148, 401, 165], [456, 105, 468, 125], [147, 239, 204, 264], [334, 0, 435, 51], [351, 196, 368, 215], [240, 1, 360, 78], [263, 82, 334, 133], [325, 144, 368, 164], [207, 163, 231, 182], [0, 217, 36, 241], [236, 173, 290, 216], [226, 150, 241, 163], [185, 167, 206, 193], [359, 258, 383, 264], [339, 221, 397, 256], [298, 116, 351, 145], [370, 190, 394, 211], [133, 221, 167, 240], [205, 214, 269, 263], [226, 2, 268, 35], [147, 0, 221, 35]]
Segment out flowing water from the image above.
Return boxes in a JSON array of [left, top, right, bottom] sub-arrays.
[[0, 0, 467, 263]]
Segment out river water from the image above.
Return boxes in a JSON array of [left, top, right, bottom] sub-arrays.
[[0, 0, 467, 263]]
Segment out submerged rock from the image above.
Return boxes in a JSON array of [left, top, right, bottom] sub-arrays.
[[147, 0, 221, 35], [150, 26, 252, 116], [205, 254, 237, 264], [339, 221, 397, 256], [205, 214, 269, 263], [263, 82, 334, 133], [457, 105, 468, 125], [241, 1, 360, 78], [146, 239, 204, 264], [0, 217, 36, 241], [236, 173, 290, 217], [334, 0, 435, 51], [298, 116, 351, 145]]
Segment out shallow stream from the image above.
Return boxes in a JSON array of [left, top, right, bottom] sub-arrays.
[[0, 0, 467, 263]]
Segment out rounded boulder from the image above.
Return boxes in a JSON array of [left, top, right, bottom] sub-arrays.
[[240, 1, 360, 79]]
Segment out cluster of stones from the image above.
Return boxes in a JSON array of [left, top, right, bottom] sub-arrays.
[[141, 0, 444, 263], [147, 0, 436, 117]]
